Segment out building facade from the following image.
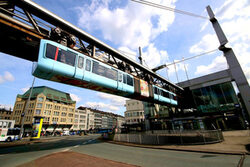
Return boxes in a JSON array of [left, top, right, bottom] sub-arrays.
[[178, 71, 249, 130], [73, 107, 94, 131], [11, 86, 76, 133], [124, 100, 145, 125], [75, 107, 125, 131], [0, 108, 12, 120]]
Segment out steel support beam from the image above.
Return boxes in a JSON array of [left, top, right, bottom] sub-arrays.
[[207, 6, 250, 120], [11, 0, 182, 91]]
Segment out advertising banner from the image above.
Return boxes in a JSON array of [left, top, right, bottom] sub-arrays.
[[140, 79, 149, 97], [31, 117, 44, 140]]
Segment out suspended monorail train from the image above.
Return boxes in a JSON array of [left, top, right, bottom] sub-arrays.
[[32, 40, 178, 106]]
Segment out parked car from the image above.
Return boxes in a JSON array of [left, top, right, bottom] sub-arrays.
[[63, 131, 70, 136]]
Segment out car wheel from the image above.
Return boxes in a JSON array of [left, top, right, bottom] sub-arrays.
[[6, 137, 12, 142]]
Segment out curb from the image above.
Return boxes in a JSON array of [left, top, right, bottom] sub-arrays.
[[0, 138, 61, 148], [105, 140, 250, 156]]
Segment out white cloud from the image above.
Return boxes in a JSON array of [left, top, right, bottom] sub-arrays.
[[189, 34, 219, 54], [21, 86, 29, 93], [142, 43, 169, 68], [70, 93, 81, 102], [97, 92, 126, 106], [195, 55, 227, 75], [0, 71, 15, 84], [84, 101, 119, 112], [216, 0, 250, 21], [190, 0, 250, 84], [0, 104, 13, 110], [118, 46, 137, 60], [77, 0, 176, 50], [167, 60, 189, 77]]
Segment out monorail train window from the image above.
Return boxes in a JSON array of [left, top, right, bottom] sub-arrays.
[[127, 75, 133, 86], [93, 61, 106, 76], [118, 73, 122, 82], [159, 90, 163, 96], [163, 91, 170, 98], [123, 74, 126, 84], [93, 61, 117, 81], [173, 95, 177, 100], [57, 49, 76, 66], [78, 57, 84, 69], [106, 69, 117, 81], [169, 94, 173, 99], [86, 59, 91, 71], [154, 87, 158, 94], [45, 44, 57, 59]]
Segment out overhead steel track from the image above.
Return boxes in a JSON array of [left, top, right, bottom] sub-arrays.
[[1, 0, 183, 92]]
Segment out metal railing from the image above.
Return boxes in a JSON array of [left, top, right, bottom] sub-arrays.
[[113, 130, 224, 145]]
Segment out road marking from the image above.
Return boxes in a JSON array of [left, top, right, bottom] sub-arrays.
[[73, 145, 79, 148], [61, 148, 70, 152]]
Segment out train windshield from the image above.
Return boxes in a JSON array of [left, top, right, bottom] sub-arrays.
[[45, 43, 76, 66]]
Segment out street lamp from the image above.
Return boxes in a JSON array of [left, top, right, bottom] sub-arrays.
[[19, 77, 36, 139]]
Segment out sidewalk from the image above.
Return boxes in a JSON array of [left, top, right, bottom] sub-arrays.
[[17, 152, 139, 167], [106, 136, 250, 155]]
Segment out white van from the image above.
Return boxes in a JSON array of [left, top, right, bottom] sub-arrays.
[[63, 130, 70, 136]]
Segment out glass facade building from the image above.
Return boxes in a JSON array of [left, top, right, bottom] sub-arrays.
[[192, 82, 239, 113]]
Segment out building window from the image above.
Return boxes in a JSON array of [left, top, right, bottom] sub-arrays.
[[44, 117, 50, 122], [38, 97, 44, 102], [45, 104, 52, 109], [61, 112, 67, 116], [52, 117, 59, 123], [68, 113, 73, 117], [53, 111, 60, 116], [62, 107, 67, 111], [54, 105, 60, 110], [44, 110, 51, 115], [37, 103, 43, 108], [79, 120, 85, 123], [61, 118, 66, 122], [35, 109, 41, 115], [80, 115, 86, 119]]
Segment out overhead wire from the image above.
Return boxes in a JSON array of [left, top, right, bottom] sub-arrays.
[[165, 49, 218, 67], [151, 49, 218, 72], [131, 0, 209, 20]]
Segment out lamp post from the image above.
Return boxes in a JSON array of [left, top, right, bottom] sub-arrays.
[[19, 77, 36, 139]]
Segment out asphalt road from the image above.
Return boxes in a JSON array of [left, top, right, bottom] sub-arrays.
[[0, 135, 249, 167]]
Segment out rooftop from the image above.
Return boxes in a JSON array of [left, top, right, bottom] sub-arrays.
[[18, 86, 76, 104], [77, 106, 124, 118]]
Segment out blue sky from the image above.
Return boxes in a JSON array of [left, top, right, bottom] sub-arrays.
[[0, 0, 249, 116]]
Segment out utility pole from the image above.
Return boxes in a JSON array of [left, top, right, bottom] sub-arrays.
[[183, 57, 189, 81], [138, 47, 143, 65], [173, 60, 179, 83], [19, 77, 36, 139], [207, 6, 250, 120]]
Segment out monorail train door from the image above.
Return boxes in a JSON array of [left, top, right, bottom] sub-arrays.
[[75, 56, 84, 80], [117, 72, 123, 91]]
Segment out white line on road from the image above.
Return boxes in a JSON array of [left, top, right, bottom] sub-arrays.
[[73, 145, 79, 148], [61, 148, 70, 152]]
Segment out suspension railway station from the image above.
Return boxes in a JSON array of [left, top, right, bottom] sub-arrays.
[[0, 0, 249, 131]]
